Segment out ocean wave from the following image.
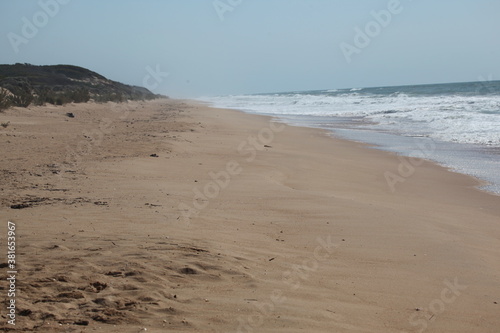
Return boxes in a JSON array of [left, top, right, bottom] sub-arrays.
[[200, 83, 500, 147]]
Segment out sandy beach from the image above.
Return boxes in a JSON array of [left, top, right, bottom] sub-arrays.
[[1, 99, 499, 332]]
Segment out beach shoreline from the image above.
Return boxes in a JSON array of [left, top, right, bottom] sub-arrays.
[[1, 99, 499, 332], [199, 81, 500, 197], [281, 116, 500, 196]]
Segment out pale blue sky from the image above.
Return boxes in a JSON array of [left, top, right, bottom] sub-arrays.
[[1, 0, 499, 97]]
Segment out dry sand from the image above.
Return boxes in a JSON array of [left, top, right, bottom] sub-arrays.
[[0, 99, 499, 332]]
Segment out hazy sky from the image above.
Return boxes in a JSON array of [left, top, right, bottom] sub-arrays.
[[1, 0, 499, 97]]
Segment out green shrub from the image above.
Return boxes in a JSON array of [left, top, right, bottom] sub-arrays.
[[69, 88, 90, 103], [10, 91, 33, 107], [94, 92, 125, 103], [0, 89, 11, 112], [34, 88, 50, 106], [33, 88, 90, 106]]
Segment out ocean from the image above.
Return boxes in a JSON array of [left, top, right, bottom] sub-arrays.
[[200, 80, 500, 195]]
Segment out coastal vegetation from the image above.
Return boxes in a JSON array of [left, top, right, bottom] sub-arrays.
[[0, 63, 165, 111]]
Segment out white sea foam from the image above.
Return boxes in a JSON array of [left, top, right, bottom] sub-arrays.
[[201, 91, 500, 146]]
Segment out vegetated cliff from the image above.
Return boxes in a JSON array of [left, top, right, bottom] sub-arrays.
[[0, 63, 165, 110]]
